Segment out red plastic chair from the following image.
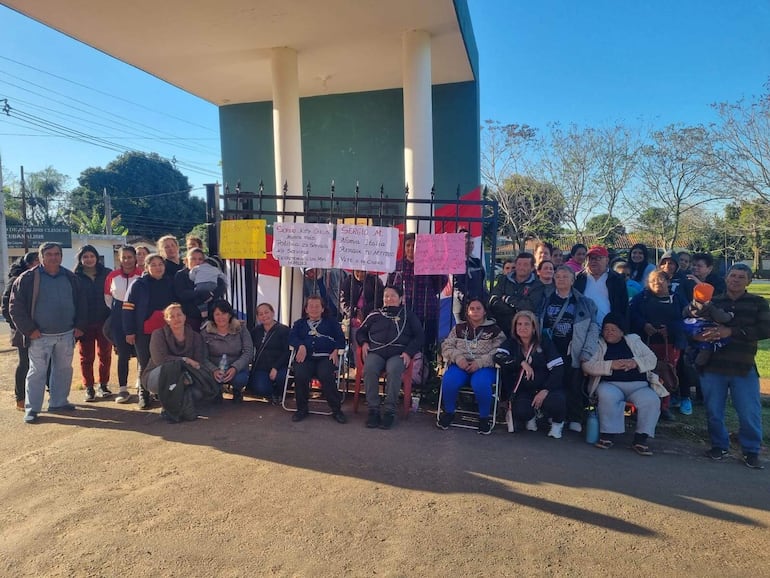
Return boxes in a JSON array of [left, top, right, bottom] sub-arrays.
[[352, 346, 414, 417]]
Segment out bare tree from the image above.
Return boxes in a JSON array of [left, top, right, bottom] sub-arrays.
[[535, 123, 600, 242], [637, 125, 723, 249], [493, 174, 564, 252], [480, 120, 537, 194], [710, 85, 770, 201], [593, 124, 641, 237]]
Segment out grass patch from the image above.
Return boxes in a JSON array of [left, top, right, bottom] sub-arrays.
[[659, 395, 770, 448]]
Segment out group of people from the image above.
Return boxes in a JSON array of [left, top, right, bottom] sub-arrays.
[[444, 241, 766, 470], [3, 234, 767, 469]]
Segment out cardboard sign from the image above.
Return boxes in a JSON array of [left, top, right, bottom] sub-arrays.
[[272, 222, 334, 268], [219, 219, 266, 259], [414, 233, 467, 275], [333, 225, 398, 272]]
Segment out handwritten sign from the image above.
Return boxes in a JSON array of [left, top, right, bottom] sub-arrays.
[[272, 222, 334, 268], [219, 219, 266, 259], [333, 225, 399, 272], [414, 233, 467, 275]]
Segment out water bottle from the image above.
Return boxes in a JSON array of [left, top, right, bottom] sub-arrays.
[[585, 406, 599, 445], [505, 404, 514, 433], [218, 354, 229, 382]]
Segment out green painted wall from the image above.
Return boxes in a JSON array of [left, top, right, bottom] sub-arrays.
[[218, 81, 479, 207]]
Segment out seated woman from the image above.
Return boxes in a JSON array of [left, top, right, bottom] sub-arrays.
[[144, 303, 219, 420], [249, 302, 290, 404], [436, 299, 505, 434], [201, 299, 253, 403], [288, 296, 347, 424], [494, 310, 566, 438], [340, 269, 384, 367], [582, 312, 661, 455], [356, 285, 424, 430]]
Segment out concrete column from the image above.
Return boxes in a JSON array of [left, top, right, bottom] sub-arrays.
[[271, 47, 304, 323], [402, 30, 434, 233]]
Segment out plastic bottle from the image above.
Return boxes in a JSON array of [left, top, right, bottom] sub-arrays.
[[585, 406, 599, 444], [505, 403, 514, 433], [219, 354, 229, 373]]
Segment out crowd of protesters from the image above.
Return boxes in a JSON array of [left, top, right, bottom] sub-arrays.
[[3, 233, 767, 470]]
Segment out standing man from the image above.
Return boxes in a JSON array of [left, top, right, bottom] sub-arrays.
[[573, 245, 628, 326], [489, 252, 546, 337], [698, 264, 770, 469], [9, 242, 87, 423]]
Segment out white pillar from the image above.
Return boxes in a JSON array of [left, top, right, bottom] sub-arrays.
[[402, 30, 434, 233], [271, 47, 304, 323]]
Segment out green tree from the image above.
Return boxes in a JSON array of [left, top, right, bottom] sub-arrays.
[[25, 166, 69, 225], [492, 174, 564, 252], [635, 207, 675, 250], [584, 213, 625, 246], [724, 200, 770, 270], [70, 152, 206, 240]]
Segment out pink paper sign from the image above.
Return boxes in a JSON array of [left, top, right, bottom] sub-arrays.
[[413, 233, 467, 275]]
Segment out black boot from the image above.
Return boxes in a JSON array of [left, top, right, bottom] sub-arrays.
[[366, 409, 380, 428]]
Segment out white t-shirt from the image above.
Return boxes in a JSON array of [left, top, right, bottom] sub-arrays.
[[583, 272, 610, 324]]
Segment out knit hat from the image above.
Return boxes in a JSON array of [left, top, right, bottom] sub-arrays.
[[601, 311, 627, 334], [693, 282, 714, 303]]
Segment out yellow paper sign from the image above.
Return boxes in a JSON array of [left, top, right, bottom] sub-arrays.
[[219, 219, 266, 259]]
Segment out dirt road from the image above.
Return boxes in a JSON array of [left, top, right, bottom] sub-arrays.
[[0, 349, 768, 577]]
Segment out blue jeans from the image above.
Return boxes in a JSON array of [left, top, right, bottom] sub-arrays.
[[248, 368, 287, 397], [700, 368, 763, 454], [26, 331, 75, 416], [440, 364, 496, 418]]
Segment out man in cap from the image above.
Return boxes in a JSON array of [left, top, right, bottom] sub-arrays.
[[573, 245, 628, 326]]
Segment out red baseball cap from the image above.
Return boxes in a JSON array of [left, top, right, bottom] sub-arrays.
[[586, 245, 609, 258]]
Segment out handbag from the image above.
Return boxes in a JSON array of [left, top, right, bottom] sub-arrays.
[[648, 335, 679, 393]]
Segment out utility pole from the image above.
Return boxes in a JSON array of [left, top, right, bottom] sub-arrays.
[[20, 165, 28, 252], [103, 187, 112, 235], [0, 154, 8, 296]]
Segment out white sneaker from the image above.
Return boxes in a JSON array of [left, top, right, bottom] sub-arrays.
[[526, 417, 538, 431], [548, 422, 564, 439], [568, 421, 583, 433], [115, 389, 131, 404]]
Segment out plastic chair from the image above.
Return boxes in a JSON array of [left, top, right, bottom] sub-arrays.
[[282, 344, 349, 415], [352, 346, 414, 417], [435, 362, 501, 431]]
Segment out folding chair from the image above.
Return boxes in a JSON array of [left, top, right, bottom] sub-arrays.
[[435, 362, 501, 431], [282, 344, 349, 415], [352, 346, 414, 417]]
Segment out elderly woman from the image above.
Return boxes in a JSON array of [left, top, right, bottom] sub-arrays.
[[144, 303, 218, 420], [74, 245, 113, 402], [541, 265, 599, 432], [288, 295, 347, 424], [630, 269, 688, 418], [437, 299, 505, 434], [201, 300, 253, 403], [104, 245, 142, 403], [249, 302, 290, 404], [356, 285, 424, 430], [123, 253, 176, 409], [582, 312, 661, 455], [494, 310, 566, 438]]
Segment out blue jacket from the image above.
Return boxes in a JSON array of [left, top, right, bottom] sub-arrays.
[[289, 317, 345, 356]]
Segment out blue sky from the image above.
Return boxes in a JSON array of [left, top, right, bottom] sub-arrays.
[[0, 0, 768, 194]]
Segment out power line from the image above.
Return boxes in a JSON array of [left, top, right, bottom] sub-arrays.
[[0, 55, 217, 133]]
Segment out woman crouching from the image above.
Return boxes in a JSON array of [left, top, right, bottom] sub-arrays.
[[494, 311, 566, 438]]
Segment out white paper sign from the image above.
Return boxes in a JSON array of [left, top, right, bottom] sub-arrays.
[[272, 222, 334, 268], [333, 225, 399, 272]]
